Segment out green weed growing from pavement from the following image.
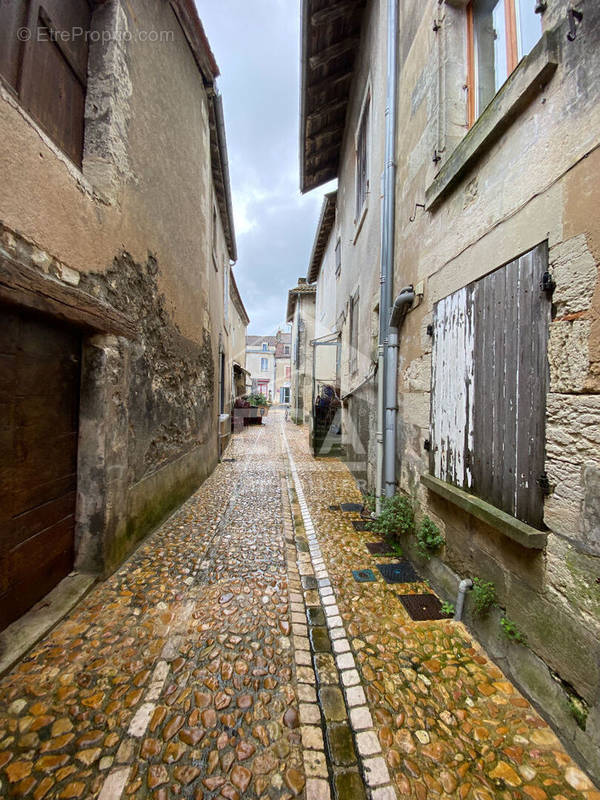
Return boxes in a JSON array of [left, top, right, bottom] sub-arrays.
[[568, 695, 588, 730], [363, 492, 376, 514], [500, 616, 527, 645], [368, 493, 414, 539], [383, 539, 404, 558], [440, 601, 455, 617], [415, 516, 444, 559], [472, 577, 497, 616]]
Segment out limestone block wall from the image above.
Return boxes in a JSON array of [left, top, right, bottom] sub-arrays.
[[390, 0, 600, 779]]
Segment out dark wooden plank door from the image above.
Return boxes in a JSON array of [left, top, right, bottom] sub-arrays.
[[0, 305, 81, 631]]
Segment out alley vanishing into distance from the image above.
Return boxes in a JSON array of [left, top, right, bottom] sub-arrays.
[[0, 410, 596, 800]]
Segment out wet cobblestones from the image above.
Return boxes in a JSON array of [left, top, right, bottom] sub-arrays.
[[283, 419, 600, 800], [1, 411, 599, 800], [0, 421, 304, 799]]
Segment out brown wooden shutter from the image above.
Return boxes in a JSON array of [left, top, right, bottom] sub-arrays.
[[0, 0, 91, 166], [431, 242, 550, 529]]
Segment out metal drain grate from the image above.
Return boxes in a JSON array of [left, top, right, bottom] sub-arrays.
[[376, 562, 421, 583], [365, 541, 392, 555], [352, 569, 376, 583], [352, 520, 371, 532], [328, 505, 340, 511], [340, 503, 364, 512], [398, 594, 446, 621], [221, 458, 236, 462]]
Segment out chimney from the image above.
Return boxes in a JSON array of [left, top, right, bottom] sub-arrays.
[[298, 277, 307, 285]]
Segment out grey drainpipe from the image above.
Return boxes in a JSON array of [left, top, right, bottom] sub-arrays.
[[384, 287, 415, 496], [376, 0, 399, 513]]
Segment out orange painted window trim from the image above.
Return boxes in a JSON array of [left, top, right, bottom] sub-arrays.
[[466, 0, 520, 128]]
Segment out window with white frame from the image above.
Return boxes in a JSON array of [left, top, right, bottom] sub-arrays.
[[262, 342, 268, 351], [261, 357, 268, 371], [335, 237, 341, 278], [467, 0, 542, 124], [355, 89, 370, 223], [349, 292, 359, 374]]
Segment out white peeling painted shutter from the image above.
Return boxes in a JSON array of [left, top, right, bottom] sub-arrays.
[[431, 287, 475, 490]]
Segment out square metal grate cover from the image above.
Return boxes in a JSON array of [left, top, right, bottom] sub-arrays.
[[376, 562, 421, 583], [398, 594, 446, 621], [365, 541, 392, 555], [340, 503, 364, 512], [352, 520, 371, 532], [352, 569, 376, 583]]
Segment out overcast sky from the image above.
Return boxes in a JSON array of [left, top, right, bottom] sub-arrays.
[[196, 0, 335, 335]]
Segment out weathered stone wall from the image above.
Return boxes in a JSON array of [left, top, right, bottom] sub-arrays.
[[392, 0, 600, 779], [332, 0, 386, 487], [0, 0, 230, 575]]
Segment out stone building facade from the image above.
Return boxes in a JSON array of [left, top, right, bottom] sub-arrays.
[[0, 0, 240, 629], [229, 271, 251, 401], [300, 0, 600, 780], [287, 280, 316, 424], [246, 335, 277, 399], [274, 331, 292, 405]]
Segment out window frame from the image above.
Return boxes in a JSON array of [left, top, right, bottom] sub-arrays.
[[466, 0, 540, 127], [260, 357, 268, 371], [354, 83, 371, 231], [335, 237, 342, 279], [348, 291, 359, 375]]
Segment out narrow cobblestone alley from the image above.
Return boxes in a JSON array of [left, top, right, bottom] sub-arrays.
[[0, 411, 598, 800]]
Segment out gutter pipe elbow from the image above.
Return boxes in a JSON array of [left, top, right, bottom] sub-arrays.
[[454, 578, 473, 621], [389, 286, 415, 329]]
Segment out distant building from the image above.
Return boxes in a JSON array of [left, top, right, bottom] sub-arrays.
[[229, 272, 250, 402], [274, 331, 292, 404], [246, 335, 277, 399], [287, 278, 316, 424], [246, 330, 291, 402]]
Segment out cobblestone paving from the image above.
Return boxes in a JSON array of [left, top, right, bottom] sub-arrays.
[[283, 420, 600, 800], [2, 411, 599, 800], [0, 418, 307, 800]]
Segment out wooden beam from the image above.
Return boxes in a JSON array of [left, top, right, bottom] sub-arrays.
[[307, 69, 353, 100], [309, 38, 359, 70], [310, 0, 362, 26], [305, 123, 345, 147], [305, 142, 342, 168], [0, 253, 136, 338], [306, 98, 348, 123]]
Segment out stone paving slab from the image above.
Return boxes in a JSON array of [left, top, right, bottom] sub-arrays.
[[283, 418, 600, 800]]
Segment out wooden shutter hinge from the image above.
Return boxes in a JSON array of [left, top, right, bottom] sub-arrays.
[[537, 472, 553, 496], [540, 271, 556, 295]]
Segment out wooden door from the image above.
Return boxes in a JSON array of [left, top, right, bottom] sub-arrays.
[[0, 305, 81, 631]]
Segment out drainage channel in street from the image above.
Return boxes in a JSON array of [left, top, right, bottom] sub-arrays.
[[282, 422, 397, 800]]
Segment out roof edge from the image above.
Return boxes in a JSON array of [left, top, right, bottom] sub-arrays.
[[230, 270, 249, 326], [307, 190, 337, 283], [170, 0, 219, 82]]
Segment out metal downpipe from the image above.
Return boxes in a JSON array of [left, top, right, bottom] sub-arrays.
[[384, 287, 415, 496], [376, 0, 399, 512]]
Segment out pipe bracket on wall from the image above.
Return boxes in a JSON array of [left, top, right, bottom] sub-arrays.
[[567, 8, 583, 41], [409, 203, 425, 223]]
